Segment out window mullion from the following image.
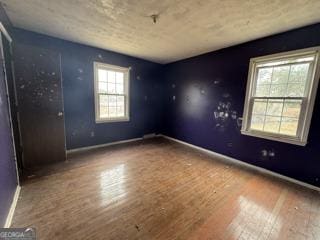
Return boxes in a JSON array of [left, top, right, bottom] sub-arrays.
[[247, 97, 254, 131], [262, 99, 268, 131], [267, 67, 274, 97], [296, 97, 308, 139], [278, 65, 292, 134], [278, 99, 285, 134], [98, 93, 125, 96], [252, 96, 303, 100]]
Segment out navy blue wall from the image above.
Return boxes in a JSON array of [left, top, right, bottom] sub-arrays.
[[11, 23, 320, 188], [0, 59, 17, 227], [13, 29, 164, 150], [163, 23, 320, 187], [0, 4, 18, 226]]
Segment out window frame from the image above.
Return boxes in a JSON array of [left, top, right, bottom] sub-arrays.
[[241, 47, 320, 146], [93, 62, 130, 123]]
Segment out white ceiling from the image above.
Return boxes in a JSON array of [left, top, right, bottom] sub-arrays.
[[2, 0, 320, 64]]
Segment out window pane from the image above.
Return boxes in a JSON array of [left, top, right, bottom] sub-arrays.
[[255, 84, 270, 97], [107, 82, 116, 94], [117, 107, 125, 117], [109, 95, 117, 107], [286, 83, 305, 97], [257, 68, 272, 85], [252, 99, 267, 115], [266, 99, 283, 116], [98, 69, 107, 82], [109, 107, 117, 117], [283, 100, 302, 118], [117, 96, 125, 106], [264, 116, 281, 133], [116, 72, 124, 85], [99, 95, 109, 118], [107, 71, 116, 83], [116, 84, 124, 94], [98, 82, 108, 93], [117, 96, 125, 117], [280, 117, 299, 136], [250, 115, 265, 131], [272, 66, 290, 84], [270, 84, 286, 97], [289, 63, 309, 84]]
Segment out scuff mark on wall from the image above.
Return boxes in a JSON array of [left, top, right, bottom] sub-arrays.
[[213, 97, 238, 132], [213, 78, 221, 85], [261, 149, 276, 160]]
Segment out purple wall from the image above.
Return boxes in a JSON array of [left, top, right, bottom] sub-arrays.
[[0, 3, 18, 227], [162, 23, 320, 187], [12, 29, 164, 150]]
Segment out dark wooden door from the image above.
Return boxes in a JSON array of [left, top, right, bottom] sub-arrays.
[[14, 43, 66, 169]]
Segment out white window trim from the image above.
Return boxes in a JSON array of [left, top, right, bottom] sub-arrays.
[[241, 46, 320, 146], [93, 62, 130, 123]]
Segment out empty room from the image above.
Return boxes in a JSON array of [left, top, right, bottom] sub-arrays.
[[1, 0, 320, 239]]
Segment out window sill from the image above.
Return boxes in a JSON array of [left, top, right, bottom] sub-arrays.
[[241, 130, 307, 146], [96, 117, 130, 123]]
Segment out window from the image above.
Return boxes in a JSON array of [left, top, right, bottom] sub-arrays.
[[241, 47, 320, 146], [94, 62, 130, 123]]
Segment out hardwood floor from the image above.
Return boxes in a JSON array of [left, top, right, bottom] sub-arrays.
[[12, 138, 320, 240]]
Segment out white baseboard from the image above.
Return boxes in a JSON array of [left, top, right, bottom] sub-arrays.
[[159, 134, 320, 193], [4, 185, 21, 228], [66, 137, 144, 154]]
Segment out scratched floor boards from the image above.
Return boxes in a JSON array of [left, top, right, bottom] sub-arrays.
[[11, 138, 320, 240]]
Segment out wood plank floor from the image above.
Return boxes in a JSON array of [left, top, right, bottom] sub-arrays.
[[12, 138, 320, 240]]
